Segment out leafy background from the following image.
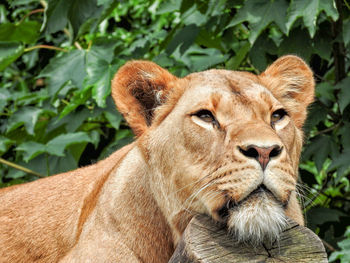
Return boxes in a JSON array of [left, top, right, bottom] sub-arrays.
[[0, 0, 349, 261]]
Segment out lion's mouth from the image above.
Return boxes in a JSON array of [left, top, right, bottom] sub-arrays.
[[216, 184, 277, 221], [213, 184, 288, 245]]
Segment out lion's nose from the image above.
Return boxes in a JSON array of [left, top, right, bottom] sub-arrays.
[[239, 145, 282, 170]]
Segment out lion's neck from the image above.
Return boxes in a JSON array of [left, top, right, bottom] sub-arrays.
[[98, 146, 174, 262]]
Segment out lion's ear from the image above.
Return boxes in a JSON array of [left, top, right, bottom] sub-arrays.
[[111, 60, 177, 137], [260, 55, 315, 128]]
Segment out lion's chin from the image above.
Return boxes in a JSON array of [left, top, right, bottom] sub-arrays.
[[227, 191, 287, 246]]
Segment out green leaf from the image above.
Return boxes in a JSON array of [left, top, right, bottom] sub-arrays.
[[340, 122, 350, 150], [313, 31, 333, 60], [303, 135, 333, 171], [46, 132, 92, 156], [85, 45, 120, 107], [249, 33, 277, 71], [226, 0, 288, 44], [336, 77, 350, 113], [45, 0, 103, 38], [307, 207, 346, 231], [0, 21, 41, 44], [182, 4, 208, 26], [166, 25, 200, 54], [103, 97, 123, 130], [278, 29, 313, 60], [286, 0, 339, 38], [0, 41, 24, 71], [157, 0, 181, 14], [328, 149, 350, 182], [59, 86, 91, 118], [188, 48, 229, 71], [343, 18, 350, 47], [44, 0, 70, 34], [7, 106, 43, 135], [303, 101, 328, 133], [316, 82, 336, 102], [68, 0, 102, 38], [0, 136, 13, 154], [0, 85, 11, 111], [40, 50, 86, 97], [0, 4, 8, 24], [329, 238, 350, 262], [226, 42, 251, 70], [16, 141, 46, 162]]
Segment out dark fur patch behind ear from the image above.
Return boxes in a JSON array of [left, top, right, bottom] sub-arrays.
[[111, 61, 177, 136]]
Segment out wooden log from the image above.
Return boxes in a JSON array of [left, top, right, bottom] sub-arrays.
[[169, 214, 328, 263]]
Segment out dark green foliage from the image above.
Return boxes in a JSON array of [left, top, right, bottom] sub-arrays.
[[0, 0, 349, 261]]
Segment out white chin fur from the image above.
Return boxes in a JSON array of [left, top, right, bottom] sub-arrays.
[[227, 193, 287, 245]]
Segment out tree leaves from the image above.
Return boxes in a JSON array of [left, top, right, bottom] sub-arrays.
[[85, 49, 119, 107], [0, 42, 24, 71], [44, 0, 103, 38], [166, 25, 200, 54], [226, 0, 288, 44], [336, 77, 350, 113], [0, 21, 41, 44], [40, 50, 86, 97], [17, 132, 92, 161], [6, 107, 43, 135], [286, 0, 339, 38]]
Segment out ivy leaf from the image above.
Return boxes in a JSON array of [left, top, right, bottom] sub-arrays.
[[316, 82, 336, 102], [46, 132, 92, 156], [40, 50, 86, 97], [286, 0, 339, 38], [166, 25, 200, 54], [85, 48, 119, 107], [0, 21, 40, 44], [157, 0, 181, 14], [336, 77, 350, 113], [328, 149, 350, 182], [59, 86, 91, 118], [16, 141, 46, 162], [329, 238, 350, 263], [0, 136, 13, 154], [7, 106, 43, 135], [45, 0, 70, 34], [303, 135, 334, 171], [0, 41, 24, 71], [0, 83, 11, 111], [226, 0, 288, 44], [226, 42, 250, 70], [303, 101, 328, 133], [343, 18, 350, 47], [278, 29, 312, 60], [249, 33, 278, 71], [68, 0, 103, 38], [103, 97, 122, 130], [182, 4, 208, 26], [187, 47, 229, 71], [45, 0, 103, 38]]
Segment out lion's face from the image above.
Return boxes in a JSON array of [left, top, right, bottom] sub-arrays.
[[112, 56, 314, 245]]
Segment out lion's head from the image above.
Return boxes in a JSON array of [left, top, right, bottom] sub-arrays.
[[112, 55, 314, 245]]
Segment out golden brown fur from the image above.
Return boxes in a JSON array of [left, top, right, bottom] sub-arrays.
[[0, 55, 314, 262]]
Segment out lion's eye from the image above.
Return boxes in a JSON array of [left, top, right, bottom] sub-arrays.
[[271, 109, 287, 125], [193, 110, 220, 128]]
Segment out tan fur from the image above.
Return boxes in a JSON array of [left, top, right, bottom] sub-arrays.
[[0, 55, 314, 262]]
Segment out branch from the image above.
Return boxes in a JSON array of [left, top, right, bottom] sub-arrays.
[[0, 158, 44, 178], [19, 9, 44, 24], [24, 45, 67, 53]]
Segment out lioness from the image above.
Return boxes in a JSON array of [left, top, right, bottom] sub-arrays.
[[0, 55, 314, 262]]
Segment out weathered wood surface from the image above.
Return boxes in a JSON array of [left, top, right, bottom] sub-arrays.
[[169, 214, 328, 263]]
